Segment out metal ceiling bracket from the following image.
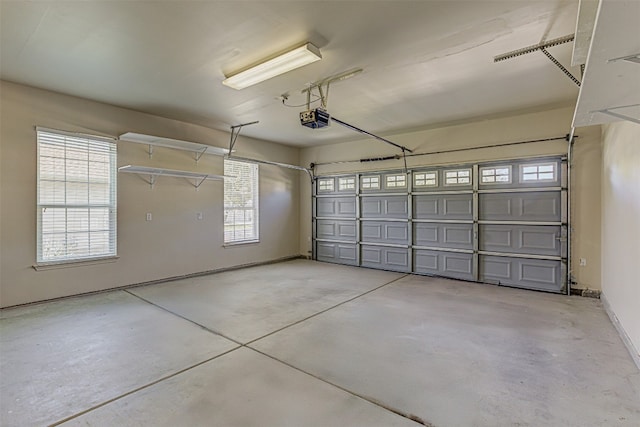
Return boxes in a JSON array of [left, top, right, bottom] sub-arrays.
[[493, 34, 580, 87], [592, 104, 640, 125], [493, 34, 575, 62], [228, 121, 259, 153], [302, 68, 363, 110], [540, 48, 581, 87], [607, 53, 640, 64]]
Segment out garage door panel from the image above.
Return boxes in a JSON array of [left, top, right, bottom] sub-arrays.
[[414, 197, 439, 217], [361, 196, 408, 218], [316, 220, 357, 242], [414, 224, 439, 245], [414, 223, 473, 250], [480, 224, 561, 256], [479, 192, 560, 222], [443, 198, 473, 217], [317, 197, 356, 218], [361, 245, 409, 272], [414, 249, 473, 280], [362, 221, 409, 245], [480, 255, 561, 292], [316, 242, 357, 265], [414, 251, 438, 271], [414, 194, 473, 220]]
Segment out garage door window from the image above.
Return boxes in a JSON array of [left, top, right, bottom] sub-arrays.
[[414, 171, 438, 188], [361, 176, 380, 190], [444, 168, 471, 185], [521, 163, 556, 182], [338, 177, 355, 191], [385, 174, 406, 188], [37, 128, 117, 264], [480, 166, 511, 184], [318, 178, 334, 192]]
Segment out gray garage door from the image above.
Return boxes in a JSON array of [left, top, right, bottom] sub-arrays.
[[313, 157, 567, 293]]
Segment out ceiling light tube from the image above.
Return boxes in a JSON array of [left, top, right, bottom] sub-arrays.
[[223, 43, 322, 90]]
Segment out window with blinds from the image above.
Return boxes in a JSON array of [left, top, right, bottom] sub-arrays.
[[37, 129, 117, 264], [224, 159, 259, 244]]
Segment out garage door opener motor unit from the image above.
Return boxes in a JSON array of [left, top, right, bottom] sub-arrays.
[[300, 108, 330, 129]]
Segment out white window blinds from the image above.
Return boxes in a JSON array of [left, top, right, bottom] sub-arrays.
[[37, 129, 117, 263], [224, 159, 259, 244]]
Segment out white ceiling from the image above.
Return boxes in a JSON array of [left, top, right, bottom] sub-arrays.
[[0, 1, 582, 147]]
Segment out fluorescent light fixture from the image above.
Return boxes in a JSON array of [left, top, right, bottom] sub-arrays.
[[223, 43, 322, 90]]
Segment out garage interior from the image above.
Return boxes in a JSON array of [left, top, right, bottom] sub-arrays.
[[0, 1, 638, 426]]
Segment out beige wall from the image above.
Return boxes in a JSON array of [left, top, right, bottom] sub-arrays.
[[0, 81, 300, 307], [601, 121, 640, 362], [300, 106, 602, 291]]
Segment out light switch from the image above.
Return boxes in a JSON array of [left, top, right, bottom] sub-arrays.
[[146, 212, 152, 221], [196, 212, 203, 220]]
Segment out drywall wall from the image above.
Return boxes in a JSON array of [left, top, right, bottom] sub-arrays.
[[601, 120, 640, 364], [299, 106, 602, 291], [0, 81, 300, 307]]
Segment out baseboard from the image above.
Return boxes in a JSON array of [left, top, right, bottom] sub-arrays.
[[1, 255, 305, 310], [601, 292, 640, 370]]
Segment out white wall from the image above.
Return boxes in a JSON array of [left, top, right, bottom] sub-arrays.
[[601, 120, 640, 363], [0, 81, 300, 307], [300, 106, 602, 291]]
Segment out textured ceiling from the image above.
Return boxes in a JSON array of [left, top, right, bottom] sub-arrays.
[[0, 1, 581, 146]]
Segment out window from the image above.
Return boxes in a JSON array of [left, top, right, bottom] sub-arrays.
[[317, 178, 334, 192], [480, 166, 511, 184], [338, 177, 355, 191], [521, 163, 556, 182], [37, 129, 117, 264], [361, 175, 380, 190], [414, 171, 438, 187], [385, 174, 406, 188], [444, 168, 471, 185], [224, 159, 259, 244]]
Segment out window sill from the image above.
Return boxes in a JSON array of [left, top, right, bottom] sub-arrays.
[[223, 240, 260, 248], [33, 256, 119, 271]]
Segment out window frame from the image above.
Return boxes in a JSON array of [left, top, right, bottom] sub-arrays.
[[36, 128, 117, 265], [338, 176, 356, 191], [384, 173, 407, 189], [360, 175, 380, 190], [519, 162, 557, 183], [317, 178, 334, 193], [224, 159, 260, 245], [443, 168, 472, 186], [413, 171, 438, 188], [479, 165, 512, 184]]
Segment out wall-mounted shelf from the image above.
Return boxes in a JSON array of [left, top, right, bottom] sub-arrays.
[[119, 165, 226, 189], [119, 132, 231, 162]]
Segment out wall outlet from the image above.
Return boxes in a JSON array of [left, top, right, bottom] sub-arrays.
[[146, 212, 152, 221], [196, 212, 203, 220], [579, 258, 587, 266]]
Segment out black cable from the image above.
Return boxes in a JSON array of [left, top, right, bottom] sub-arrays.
[[282, 95, 321, 108]]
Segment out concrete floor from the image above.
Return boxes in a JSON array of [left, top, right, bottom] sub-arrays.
[[1, 260, 638, 426]]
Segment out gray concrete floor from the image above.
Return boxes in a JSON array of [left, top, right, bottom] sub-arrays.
[[1, 260, 638, 426]]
